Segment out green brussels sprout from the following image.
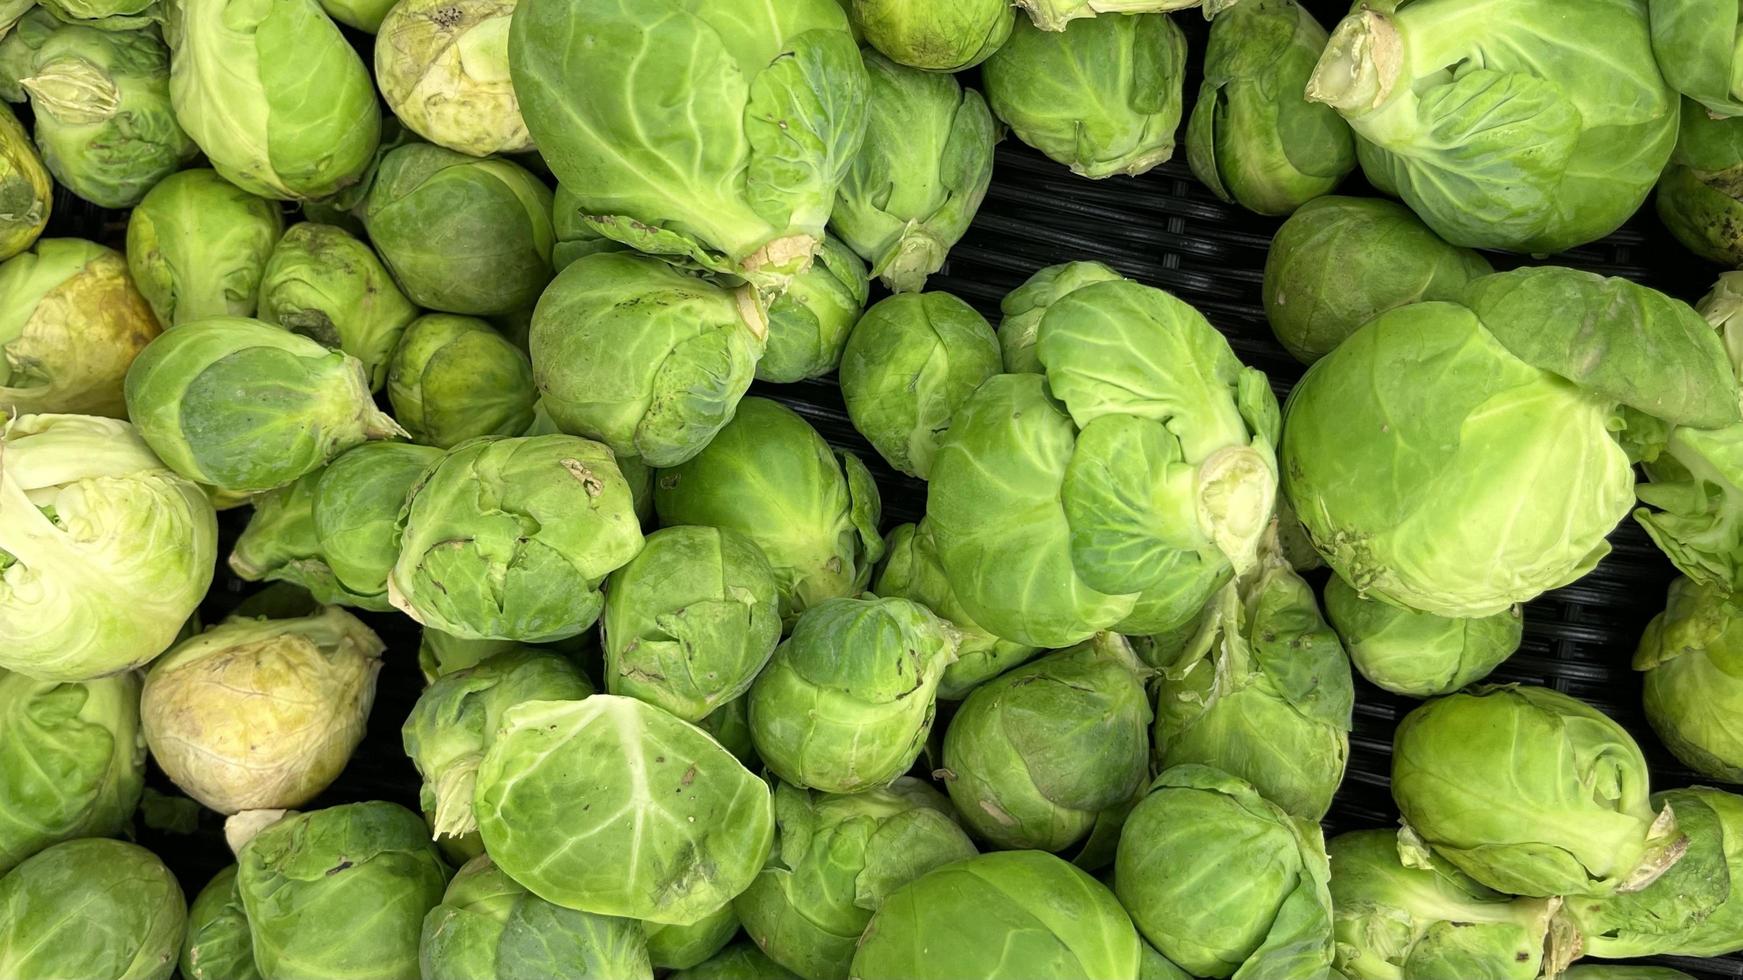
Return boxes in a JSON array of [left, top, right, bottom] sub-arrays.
[[476, 695, 775, 925], [832, 52, 997, 292], [699, 695, 758, 769], [124, 316, 406, 493], [874, 521, 1039, 699], [941, 633, 1149, 852], [418, 630, 521, 683], [387, 314, 535, 449], [1636, 577, 1743, 781], [181, 866, 262, 980], [1391, 685, 1685, 897], [602, 526, 780, 723], [676, 942, 802, 980], [0, 103, 49, 262], [165, 0, 381, 200], [318, 0, 393, 31], [390, 434, 645, 641], [852, 850, 1142, 980], [758, 234, 868, 383], [509, 0, 867, 289], [839, 291, 1002, 479], [0, 9, 53, 104], [36, 0, 158, 30], [125, 168, 285, 326], [235, 802, 449, 980], [1115, 765, 1335, 979], [1658, 100, 1743, 267], [0, 669, 143, 874], [1649, 0, 1743, 118], [140, 606, 382, 814], [421, 853, 653, 980], [1327, 829, 1571, 980], [0, 414, 216, 680], [1307, 0, 1678, 254], [549, 182, 624, 271], [1284, 268, 1738, 619], [654, 397, 884, 622], [749, 596, 957, 794], [851, 0, 1013, 71], [257, 223, 419, 391], [1323, 574, 1522, 698], [735, 779, 977, 980], [983, 13, 1187, 179], [359, 142, 555, 315], [0, 839, 185, 980], [928, 280, 1280, 647], [529, 251, 765, 467], [1262, 196, 1492, 364], [0, 237, 161, 417], [376, 0, 529, 158], [645, 905, 738, 972], [996, 260, 1124, 374], [1153, 558, 1352, 821], [1185, 0, 1352, 216]]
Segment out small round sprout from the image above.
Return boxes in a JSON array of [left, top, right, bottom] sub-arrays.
[[996, 260, 1123, 374], [0, 102, 50, 262], [126, 169, 286, 326], [759, 235, 869, 383], [1636, 577, 1743, 782], [388, 314, 536, 449], [852, 0, 1014, 71], [1323, 574, 1522, 698], [181, 866, 260, 980], [257, 223, 419, 391], [376, 0, 529, 157]]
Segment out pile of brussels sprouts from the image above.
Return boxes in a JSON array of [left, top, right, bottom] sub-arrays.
[[2, 0, 1743, 977]]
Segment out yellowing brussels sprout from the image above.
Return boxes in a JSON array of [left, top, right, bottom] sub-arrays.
[[0, 414, 216, 680], [983, 13, 1186, 179], [166, 0, 381, 200], [1650, 0, 1743, 117], [126, 168, 285, 326], [0, 238, 160, 417], [1308, 0, 1678, 253], [678, 942, 802, 980], [359, 142, 554, 315], [852, 850, 1141, 980], [318, 0, 392, 31], [759, 235, 868, 383], [644, 906, 738, 972], [735, 779, 977, 980], [124, 316, 405, 493], [655, 397, 884, 622], [1635, 577, 1743, 782], [530, 251, 766, 468], [1115, 765, 1335, 979], [0, 839, 185, 980], [750, 596, 957, 794], [997, 260, 1123, 374], [1262, 196, 1491, 364], [0, 103, 49, 263], [0, 669, 143, 874], [1392, 685, 1684, 897], [477, 695, 775, 925], [1658, 101, 1743, 267], [257, 223, 419, 391], [1324, 574, 1521, 698], [852, 0, 1012, 71], [840, 291, 1001, 479], [377, 0, 528, 157], [181, 866, 261, 980], [388, 314, 535, 449]]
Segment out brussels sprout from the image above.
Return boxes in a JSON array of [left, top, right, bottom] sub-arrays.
[[375, 0, 528, 157], [749, 596, 956, 794], [853, 850, 1141, 980], [530, 251, 765, 467], [1308, 0, 1678, 253], [736, 779, 977, 980], [832, 53, 996, 292], [236, 802, 449, 980], [601, 526, 780, 723], [1391, 685, 1684, 897], [1327, 829, 1570, 980], [418, 630, 521, 683], [655, 397, 884, 622], [1658, 100, 1743, 267], [0, 10, 53, 104], [359, 142, 555, 315], [1115, 765, 1335, 979], [676, 942, 802, 980], [874, 521, 1039, 699], [181, 866, 261, 980], [0, 839, 185, 980], [509, 0, 867, 289], [125, 168, 285, 326], [1324, 574, 1522, 698], [166, 0, 381, 200], [36, 0, 158, 29], [0, 238, 160, 417], [385, 315, 532, 448], [1153, 559, 1352, 821], [124, 316, 406, 493], [839, 292, 1001, 479], [1014, 0, 1226, 32], [983, 14, 1186, 179], [1635, 577, 1743, 782], [852, 0, 1012, 71], [928, 280, 1280, 647], [644, 905, 738, 972], [1650, 0, 1742, 118], [390, 434, 644, 641], [420, 854, 652, 980], [318, 0, 392, 31], [0, 414, 216, 680], [257, 223, 418, 391], [759, 235, 869, 383], [941, 633, 1149, 852], [996, 260, 1124, 374], [476, 695, 775, 925], [699, 695, 758, 769], [0, 103, 48, 262], [0, 669, 143, 874], [1185, 0, 1352, 216], [140, 606, 382, 813], [549, 183, 624, 271], [1262, 196, 1492, 364]]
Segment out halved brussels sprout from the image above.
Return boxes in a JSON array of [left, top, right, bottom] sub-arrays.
[[388, 314, 536, 449], [0, 102, 49, 262], [852, 0, 1013, 71], [257, 223, 418, 391], [1636, 577, 1743, 782], [125, 168, 285, 326], [376, 0, 528, 157], [758, 235, 869, 383], [996, 260, 1123, 374], [181, 866, 261, 980], [1324, 574, 1522, 698], [1658, 100, 1743, 267], [0, 839, 185, 980]]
